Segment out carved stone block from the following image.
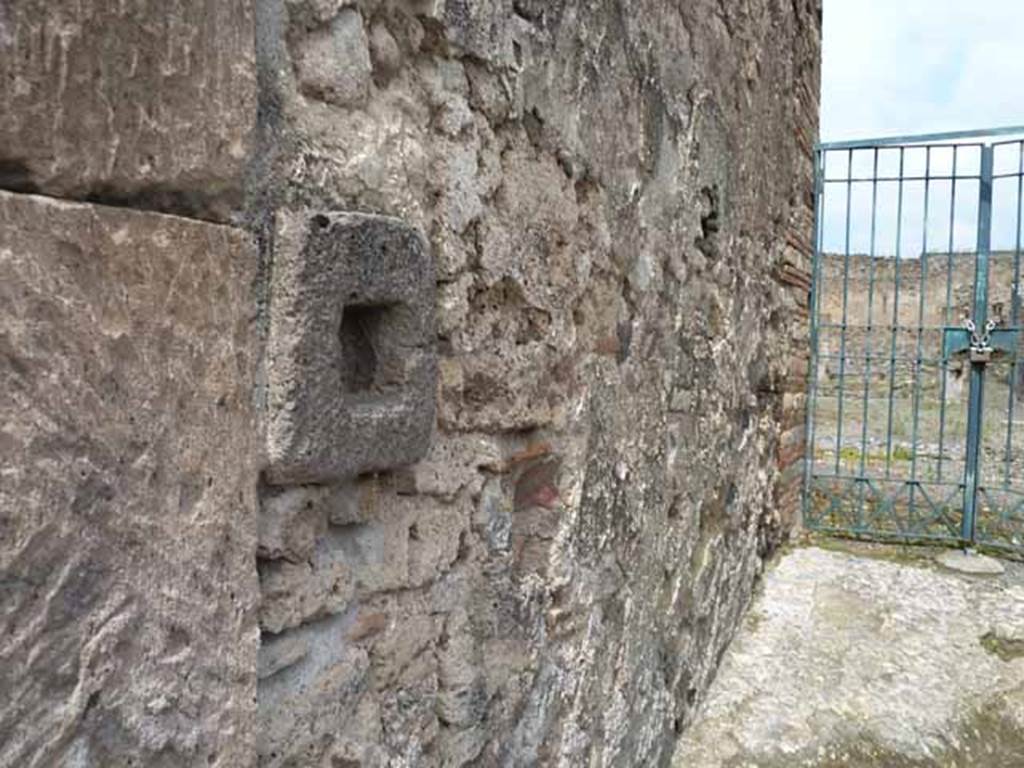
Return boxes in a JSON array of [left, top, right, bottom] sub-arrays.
[[0, 0, 256, 220], [265, 211, 436, 484], [0, 190, 260, 766]]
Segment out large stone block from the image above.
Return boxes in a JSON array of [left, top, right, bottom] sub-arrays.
[[265, 211, 437, 485], [0, 0, 256, 220], [0, 191, 260, 766]]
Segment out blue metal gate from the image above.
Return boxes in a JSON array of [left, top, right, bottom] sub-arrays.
[[804, 126, 1024, 553]]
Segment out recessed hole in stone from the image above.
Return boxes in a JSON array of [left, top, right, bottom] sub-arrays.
[[339, 304, 385, 394]]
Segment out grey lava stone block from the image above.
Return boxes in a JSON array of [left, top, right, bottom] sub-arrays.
[[265, 211, 437, 484]]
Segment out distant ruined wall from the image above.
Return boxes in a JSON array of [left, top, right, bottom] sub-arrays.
[[819, 252, 1021, 329], [0, 2, 820, 767], [817, 253, 1021, 390]]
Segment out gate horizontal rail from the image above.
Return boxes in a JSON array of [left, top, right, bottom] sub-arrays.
[[818, 125, 1024, 151]]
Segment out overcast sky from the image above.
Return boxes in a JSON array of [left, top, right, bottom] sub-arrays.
[[819, 2, 1024, 256], [822, 0, 1024, 141]]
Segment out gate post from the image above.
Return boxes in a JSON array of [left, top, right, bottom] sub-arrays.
[[962, 144, 995, 546], [802, 149, 825, 525]]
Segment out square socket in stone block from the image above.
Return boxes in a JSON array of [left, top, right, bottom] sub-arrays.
[[265, 211, 436, 484]]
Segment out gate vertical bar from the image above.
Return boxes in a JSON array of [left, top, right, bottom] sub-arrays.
[[1004, 141, 1024, 490], [834, 150, 854, 475], [962, 144, 995, 546], [884, 149, 907, 478], [909, 148, 933, 523], [857, 148, 881, 530], [937, 146, 959, 483]]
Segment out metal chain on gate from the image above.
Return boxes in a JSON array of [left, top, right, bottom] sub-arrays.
[[964, 317, 998, 362]]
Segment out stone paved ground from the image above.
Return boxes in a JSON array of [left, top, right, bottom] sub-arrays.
[[673, 541, 1024, 767]]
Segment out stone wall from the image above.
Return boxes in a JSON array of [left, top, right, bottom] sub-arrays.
[[252, 1, 819, 763], [0, 1, 820, 766], [0, 4, 263, 766]]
